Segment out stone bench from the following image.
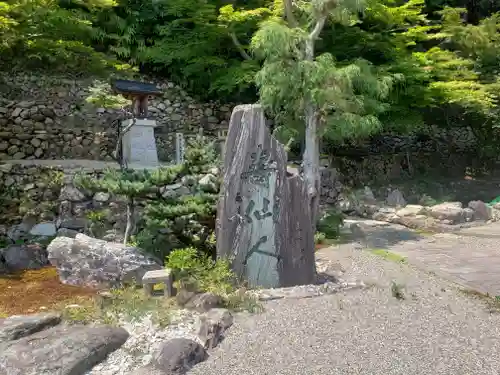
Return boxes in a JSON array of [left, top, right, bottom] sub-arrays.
[[142, 269, 173, 297]]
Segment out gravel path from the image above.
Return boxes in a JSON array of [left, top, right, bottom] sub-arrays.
[[188, 245, 500, 375]]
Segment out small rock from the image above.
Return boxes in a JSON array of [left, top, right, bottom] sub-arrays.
[[463, 207, 475, 222], [198, 174, 218, 193], [59, 185, 86, 202], [386, 189, 406, 207], [56, 217, 87, 230], [7, 221, 34, 242], [29, 222, 57, 237], [467, 200, 492, 220], [195, 308, 234, 349], [185, 292, 222, 313], [47, 234, 161, 288], [56, 228, 79, 238], [396, 204, 424, 217], [0, 163, 13, 173], [153, 338, 207, 375], [176, 290, 196, 307], [360, 186, 376, 203], [93, 192, 110, 202]]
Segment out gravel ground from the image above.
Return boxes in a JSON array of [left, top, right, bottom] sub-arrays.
[[86, 310, 202, 375], [187, 245, 500, 375]]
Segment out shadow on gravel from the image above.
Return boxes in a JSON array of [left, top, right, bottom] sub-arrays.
[[342, 222, 428, 249]]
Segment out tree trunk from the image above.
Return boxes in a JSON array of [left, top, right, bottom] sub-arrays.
[[303, 102, 321, 229], [302, 37, 321, 228], [123, 197, 135, 245]]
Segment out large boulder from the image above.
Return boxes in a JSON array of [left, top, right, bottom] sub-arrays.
[[0, 322, 129, 375], [46, 233, 162, 288], [427, 202, 465, 224], [467, 200, 492, 221]]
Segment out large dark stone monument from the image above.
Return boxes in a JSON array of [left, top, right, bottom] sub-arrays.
[[216, 104, 316, 288]]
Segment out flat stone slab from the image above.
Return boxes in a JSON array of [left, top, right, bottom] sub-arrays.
[[142, 269, 173, 283], [0, 324, 129, 375], [0, 313, 61, 342]]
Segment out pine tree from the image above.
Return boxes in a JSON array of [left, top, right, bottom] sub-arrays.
[[75, 136, 219, 258]]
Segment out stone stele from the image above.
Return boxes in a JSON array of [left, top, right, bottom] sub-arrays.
[[216, 104, 316, 289]]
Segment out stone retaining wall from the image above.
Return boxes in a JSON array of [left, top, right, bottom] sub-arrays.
[[0, 72, 486, 186], [0, 161, 343, 234], [0, 74, 233, 162]]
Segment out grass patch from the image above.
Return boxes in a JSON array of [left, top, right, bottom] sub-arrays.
[[413, 228, 435, 236], [369, 249, 407, 264], [459, 289, 500, 313], [57, 284, 176, 327]]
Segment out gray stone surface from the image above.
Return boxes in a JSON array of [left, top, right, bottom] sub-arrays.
[[121, 119, 160, 167], [153, 338, 207, 375], [29, 222, 57, 237], [428, 201, 465, 223], [467, 200, 492, 220], [47, 233, 162, 288], [0, 324, 129, 375], [195, 308, 234, 349], [216, 104, 315, 289], [0, 243, 48, 270], [128, 366, 166, 375], [185, 293, 222, 313], [187, 245, 500, 375], [0, 313, 61, 342]]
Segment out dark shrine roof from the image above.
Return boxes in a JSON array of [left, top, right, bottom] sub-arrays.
[[113, 79, 162, 96]]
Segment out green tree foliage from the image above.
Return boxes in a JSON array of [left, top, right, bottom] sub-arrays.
[[0, 0, 126, 74], [91, 0, 271, 100], [74, 136, 219, 258], [2, 0, 500, 161]]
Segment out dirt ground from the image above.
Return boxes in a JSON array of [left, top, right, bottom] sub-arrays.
[[0, 267, 98, 316]]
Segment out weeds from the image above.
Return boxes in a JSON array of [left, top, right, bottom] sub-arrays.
[[460, 289, 500, 313], [391, 281, 406, 300], [166, 247, 263, 312], [314, 232, 326, 245], [369, 249, 407, 264], [58, 283, 175, 327]]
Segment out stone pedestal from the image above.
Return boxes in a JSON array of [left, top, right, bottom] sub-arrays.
[[121, 118, 159, 168]]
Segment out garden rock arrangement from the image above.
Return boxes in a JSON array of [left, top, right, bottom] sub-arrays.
[[0, 253, 360, 375], [0, 307, 235, 375], [0, 73, 234, 162], [336, 186, 500, 231], [0, 313, 129, 375]]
